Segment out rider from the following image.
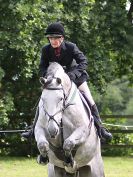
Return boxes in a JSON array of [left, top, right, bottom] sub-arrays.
[[22, 22, 112, 141]]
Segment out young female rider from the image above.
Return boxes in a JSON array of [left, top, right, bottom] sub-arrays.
[[22, 22, 112, 141]]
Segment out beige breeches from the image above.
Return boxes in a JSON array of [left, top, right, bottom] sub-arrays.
[[78, 81, 95, 106]]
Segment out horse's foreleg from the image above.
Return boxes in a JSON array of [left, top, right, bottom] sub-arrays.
[[79, 166, 92, 177], [34, 121, 49, 157], [63, 125, 89, 171], [54, 165, 76, 177], [48, 163, 55, 177], [63, 125, 89, 152]]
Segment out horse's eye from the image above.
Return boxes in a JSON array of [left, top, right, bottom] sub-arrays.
[[60, 98, 63, 102], [58, 98, 63, 103]]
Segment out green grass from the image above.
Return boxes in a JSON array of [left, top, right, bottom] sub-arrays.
[[103, 157, 133, 177], [0, 156, 47, 177], [0, 156, 133, 177]]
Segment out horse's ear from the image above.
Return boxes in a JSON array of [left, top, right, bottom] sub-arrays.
[[39, 77, 47, 86], [56, 78, 62, 84]]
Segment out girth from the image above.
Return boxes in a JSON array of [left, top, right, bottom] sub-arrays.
[[49, 142, 77, 161]]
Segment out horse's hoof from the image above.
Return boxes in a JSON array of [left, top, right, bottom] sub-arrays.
[[64, 161, 77, 174], [64, 161, 73, 168], [63, 139, 75, 152], [37, 154, 49, 165]]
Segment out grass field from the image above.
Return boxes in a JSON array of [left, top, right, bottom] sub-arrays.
[[0, 156, 133, 177]]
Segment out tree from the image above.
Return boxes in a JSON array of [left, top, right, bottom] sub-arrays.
[[61, 0, 133, 91], [0, 0, 64, 126], [0, 0, 133, 119]]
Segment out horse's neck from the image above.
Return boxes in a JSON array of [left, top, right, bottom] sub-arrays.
[[63, 85, 91, 128], [56, 72, 71, 94]]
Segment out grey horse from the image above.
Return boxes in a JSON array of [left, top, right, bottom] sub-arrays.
[[34, 62, 105, 177]]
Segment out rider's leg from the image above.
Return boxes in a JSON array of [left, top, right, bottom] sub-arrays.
[[21, 106, 39, 139], [78, 81, 112, 141]]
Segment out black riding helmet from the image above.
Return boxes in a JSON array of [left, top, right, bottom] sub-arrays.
[[45, 22, 65, 37]]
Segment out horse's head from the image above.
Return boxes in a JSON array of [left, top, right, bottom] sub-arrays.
[[40, 76, 65, 138], [39, 62, 71, 139]]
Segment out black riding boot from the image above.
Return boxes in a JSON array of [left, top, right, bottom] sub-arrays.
[[91, 104, 112, 141], [81, 91, 112, 141], [21, 106, 39, 139]]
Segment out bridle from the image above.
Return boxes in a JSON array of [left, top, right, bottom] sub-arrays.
[[41, 82, 71, 128], [41, 79, 74, 152]]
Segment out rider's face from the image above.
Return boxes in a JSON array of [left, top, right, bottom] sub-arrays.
[[48, 36, 64, 48]]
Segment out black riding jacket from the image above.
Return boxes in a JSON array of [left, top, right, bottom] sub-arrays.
[[39, 41, 88, 87]]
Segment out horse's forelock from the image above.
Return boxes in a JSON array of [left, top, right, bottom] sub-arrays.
[[46, 78, 53, 86]]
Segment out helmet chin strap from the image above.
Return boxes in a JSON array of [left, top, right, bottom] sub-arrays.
[[56, 37, 64, 48], [59, 37, 64, 43]]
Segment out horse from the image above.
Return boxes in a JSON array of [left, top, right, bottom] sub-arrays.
[[34, 62, 105, 177]]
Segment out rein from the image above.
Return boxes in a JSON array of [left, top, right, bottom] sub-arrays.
[[41, 81, 77, 128]]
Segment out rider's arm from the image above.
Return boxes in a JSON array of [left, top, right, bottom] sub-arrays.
[[39, 45, 49, 77], [67, 42, 88, 80]]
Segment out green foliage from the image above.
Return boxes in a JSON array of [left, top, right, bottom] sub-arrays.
[[91, 77, 133, 115], [0, 67, 5, 82], [0, 93, 15, 126], [91, 78, 133, 156], [102, 132, 133, 156], [125, 98, 133, 114], [88, 0, 133, 90]]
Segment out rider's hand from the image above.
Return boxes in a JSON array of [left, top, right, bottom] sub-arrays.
[[67, 72, 76, 81]]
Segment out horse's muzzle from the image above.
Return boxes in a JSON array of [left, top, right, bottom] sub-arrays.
[[48, 128, 58, 138]]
